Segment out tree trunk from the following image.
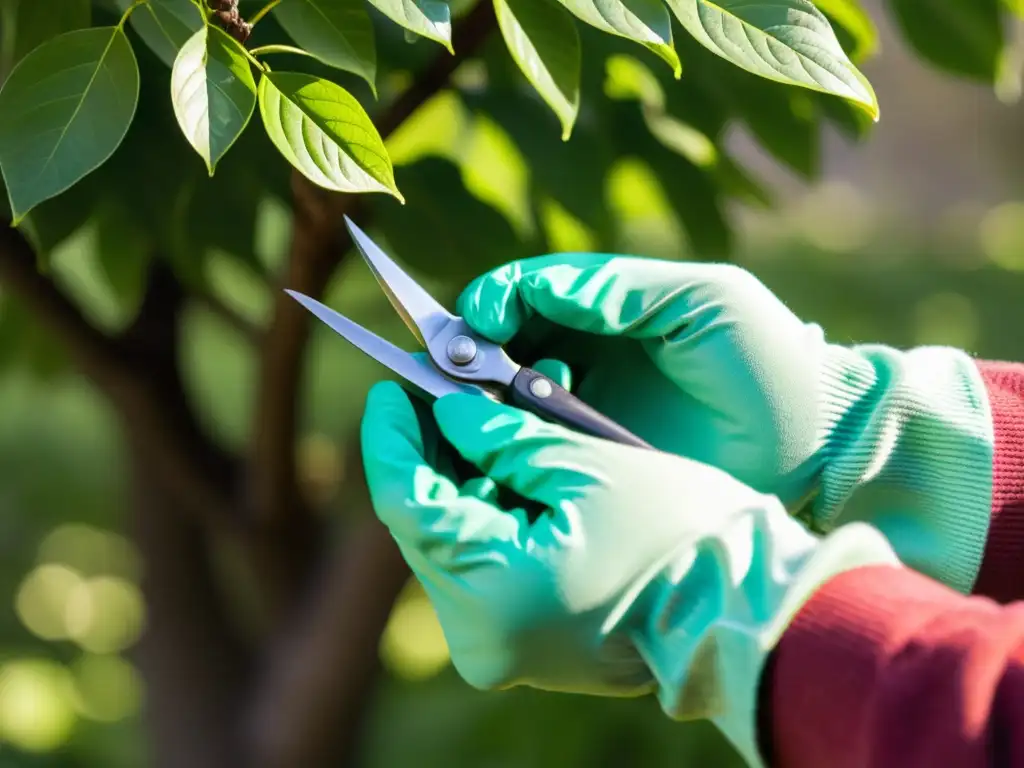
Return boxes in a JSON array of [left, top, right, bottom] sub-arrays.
[[129, 440, 250, 768]]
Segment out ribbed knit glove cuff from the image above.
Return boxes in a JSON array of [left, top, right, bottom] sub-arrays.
[[807, 343, 994, 593]]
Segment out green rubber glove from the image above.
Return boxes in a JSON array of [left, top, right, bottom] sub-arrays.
[[362, 380, 899, 767], [457, 255, 994, 594]]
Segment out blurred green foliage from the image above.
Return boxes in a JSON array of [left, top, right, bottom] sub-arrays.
[[4, 185, 1024, 763], [1, 0, 1023, 765]]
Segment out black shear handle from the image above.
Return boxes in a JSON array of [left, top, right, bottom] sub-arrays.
[[509, 368, 653, 450]]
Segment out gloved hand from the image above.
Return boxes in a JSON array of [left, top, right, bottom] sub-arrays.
[[456, 254, 994, 594], [362, 380, 899, 767]]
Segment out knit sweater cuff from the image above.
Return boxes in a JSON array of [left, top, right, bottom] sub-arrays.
[[973, 360, 1024, 602]]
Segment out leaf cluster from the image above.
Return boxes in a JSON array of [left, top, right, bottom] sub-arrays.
[[0, 0, 1017, 380], [0, 0, 888, 227]]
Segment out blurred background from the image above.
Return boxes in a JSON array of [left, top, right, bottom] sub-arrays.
[[1, 0, 1023, 766]]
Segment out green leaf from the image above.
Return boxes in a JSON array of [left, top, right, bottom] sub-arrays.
[[494, 0, 581, 139], [1, 0, 91, 75], [117, 0, 204, 67], [0, 26, 140, 224], [365, 0, 452, 51], [664, 0, 878, 119], [258, 71, 402, 200], [811, 0, 878, 63], [171, 26, 257, 175], [888, 0, 1004, 81], [273, 0, 377, 92], [555, 0, 680, 76]]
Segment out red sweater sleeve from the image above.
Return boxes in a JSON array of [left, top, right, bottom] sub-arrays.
[[973, 360, 1024, 603], [760, 360, 1024, 767], [764, 566, 1024, 768]]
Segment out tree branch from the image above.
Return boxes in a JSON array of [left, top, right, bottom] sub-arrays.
[[245, 456, 409, 768], [130, 448, 251, 768], [247, 173, 345, 527], [247, 0, 498, 529], [0, 226, 237, 523], [246, 4, 498, 762]]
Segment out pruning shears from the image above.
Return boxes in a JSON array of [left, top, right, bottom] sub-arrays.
[[286, 217, 652, 450]]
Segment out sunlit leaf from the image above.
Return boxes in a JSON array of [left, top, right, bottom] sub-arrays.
[[171, 25, 257, 174], [888, 0, 1004, 81], [273, 0, 377, 91], [665, 0, 878, 119], [258, 71, 402, 200], [556, 0, 680, 76], [366, 0, 452, 51], [0, 27, 140, 224], [117, 0, 204, 67], [495, 0, 580, 139]]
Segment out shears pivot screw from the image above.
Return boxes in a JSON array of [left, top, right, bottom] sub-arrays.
[[529, 378, 553, 399], [447, 335, 478, 365]]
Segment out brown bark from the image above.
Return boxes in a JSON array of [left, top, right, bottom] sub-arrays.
[[129, 448, 250, 768]]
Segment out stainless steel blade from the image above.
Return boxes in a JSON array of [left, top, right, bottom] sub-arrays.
[[343, 216, 455, 348], [286, 290, 480, 400]]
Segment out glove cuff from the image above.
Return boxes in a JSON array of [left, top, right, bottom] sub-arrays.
[[632, 499, 900, 768], [811, 344, 994, 594]]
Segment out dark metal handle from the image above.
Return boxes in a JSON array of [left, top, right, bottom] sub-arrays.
[[509, 367, 653, 450]]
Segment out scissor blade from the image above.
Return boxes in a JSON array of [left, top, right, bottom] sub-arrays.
[[343, 216, 454, 348], [286, 290, 478, 400]]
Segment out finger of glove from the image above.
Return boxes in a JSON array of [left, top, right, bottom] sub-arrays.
[[361, 382, 524, 567], [457, 254, 809, 403], [530, 358, 572, 390], [459, 254, 790, 342], [433, 392, 608, 513]]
